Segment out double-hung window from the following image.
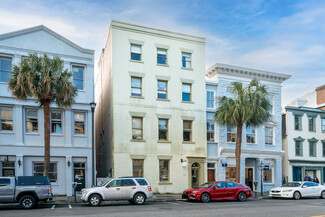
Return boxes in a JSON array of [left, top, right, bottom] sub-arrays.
[[206, 91, 215, 109], [131, 77, 142, 97], [227, 125, 237, 142], [0, 107, 13, 131], [182, 52, 191, 68], [265, 126, 273, 145], [74, 112, 85, 134], [0, 56, 12, 82], [309, 142, 316, 157], [182, 83, 191, 102], [183, 120, 192, 142], [207, 121, 215, 142], [322, 118, 325, 133], [132, 117, 143, 140], [26, 109, 38, 132], [159, 160, 170, 182], [51, 111, 62, 134], [246, 126, 256, 144], [158, 119, 168, 141], [157, 80, 167, 99], [294, 115, 302, 131], [72, 66, 84, 90], [131, 44, 141, 61], [308, 116, 315, 132], [33, 162, 57, 183], [295, 140, 303, 156], [323, 142, 325, 157], [132, 159, 144, 177], [157, 48, 167, 65]]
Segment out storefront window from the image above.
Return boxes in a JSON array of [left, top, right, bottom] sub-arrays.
[[226, 167, 236, 182], [263, 169, 272, 183]]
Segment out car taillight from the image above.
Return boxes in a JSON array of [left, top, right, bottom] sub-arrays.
[[148, 186, 152, 191], [48, 188, 52, 193]]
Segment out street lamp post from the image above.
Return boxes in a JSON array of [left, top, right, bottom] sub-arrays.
[[90, 102, 96, 187]]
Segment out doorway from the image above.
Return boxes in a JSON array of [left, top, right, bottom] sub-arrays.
[[191, 162, 200, 188], [208, 169, 215, 182], [245, 168, 254, 191], [74, 163, 85, 191]]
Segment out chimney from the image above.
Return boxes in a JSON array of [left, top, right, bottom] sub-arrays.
[[316, 85, 325, 110]]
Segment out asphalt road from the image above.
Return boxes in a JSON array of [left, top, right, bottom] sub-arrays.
[[1, 198, 325, 217]]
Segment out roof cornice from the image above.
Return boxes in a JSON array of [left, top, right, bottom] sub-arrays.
[[206, 63, 291, 83], [0, 25, 94, 55]]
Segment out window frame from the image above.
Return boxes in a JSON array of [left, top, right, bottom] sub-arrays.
[[159, 160, 170, 183], [132, 116, 143, 140], [130, 44, 142, 61], [33, 162, 58, 183], [26, 108, 39, 133], [181, 52, 192, 69], [206, 90, 215, 109], [207, 121, 215, 142], [182, 83, 192, 102], [309, 141, 316, 157], [74, 111, 86, 135], [72, 64, 85, 91], [246, 125, 256, 144], [157, 48, 167, 65], [50, 110, 63, 134], [263, 167, 273, 184], [308, 116, 316, 132], [0, 56, 12, 83], [132, 159, 144, 177], [294, 115, 302, 131], [295, 140, 303, 156], [157, 80, 168, 100], [131, 77, 142, 97], [158, 119, 169, 141], [183, 120, 192, 142], [323, 142, 325, 157], [0, 107, 13, 131], [322, 118, 325, 133], [227, 125, 237, 143], [264, 126, 274, 145]]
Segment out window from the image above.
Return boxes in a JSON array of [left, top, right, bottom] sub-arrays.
[[157, 48, 167, 65], [227, 125, 237, 142], [226, 182, 238, 188], [0, 107, 13, 131], [263, 169, 272, 183], [265, 126, 273, 145], [121, 179, 136, 186], [131, 77, 142, 97], [294, 115, 302, 131], [132, 117, 143, 140], [133, 160, 144, 177], [182, 83, 191, 102], [207, 91, 215, 108], [268, 95, 274, 114], [2, 162, 15, 177], [157, 80, 167, 99], [74, 112, 85, 134], [51, 111, 62, 134], [323, 142, 325, 157], [322, 118, 325, 133], [135, 179, 148, 186], [26, 109, 38, 132], [159, 160, 169, 182], [158, 119, 168, 141], [308, 116, 315, 132], [207, 121, 215, 142], [130, 44, 141, 61], [295, 141, 303, 156], [207, 163, 215, 168], [108, 179, 122, 187], [0, 57, 12, 82], [183, 120, 192, 142], [214, 182, 226, 188], [182, 52, 191, 68], [33, 163, 57, 183], [309, 142, 316, 157], [0, 178, 10, 186], [246, 126, 256, 144], [225, 167, 236, 181], [72, 66, 84, 90]]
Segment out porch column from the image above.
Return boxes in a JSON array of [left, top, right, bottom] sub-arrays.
[[66, 156, 73, 196], [275, 158, 282, 187], [240, 157, 246, 185]]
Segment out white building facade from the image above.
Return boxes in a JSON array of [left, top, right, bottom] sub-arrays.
[[95, 21, 207, 193], [205, 63, 290, 192], [0, 26, 94, 196]]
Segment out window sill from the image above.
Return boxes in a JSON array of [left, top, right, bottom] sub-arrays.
[[73, 134, 86, 138], [181, 67, 193, 71], [264, 183, 274, 185], [157, 63, 169, 67], [227, 142, 236, 144], [295, 129, 302, 131], [130, 59, 144, 64], [25, 132, 40, 136], [247, 143, 257, 145], [208, 141, 217, 144], [130, 96, 144, 99], [181, 101, 194, 104], [156, 98, 170, 102], [0, 131, 14, 134], [308, 131, 316, 133], [77, 89, 86, 92], [51, 134, 64, 137], [157, 140, 171, 143], [158, 182, 172, 185], [265, 144, 275, 146], [182, 141, 195, 144], [130, 139, 146, 142]]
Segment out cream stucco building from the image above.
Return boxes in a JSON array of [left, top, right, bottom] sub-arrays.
[[95, 21, 207, 193]]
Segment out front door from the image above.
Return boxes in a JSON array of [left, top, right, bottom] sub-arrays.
[[74, 168, 85, 191], [245, 168, 253, 191], [208, 169, 215, 182], [191, 163, 200, 188]]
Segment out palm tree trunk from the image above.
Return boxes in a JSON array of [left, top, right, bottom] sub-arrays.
[[235, 122, 243, 183], [43, 101, 50, 177]]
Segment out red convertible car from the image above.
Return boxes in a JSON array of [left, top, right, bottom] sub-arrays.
[[182, 181, 252, 203]]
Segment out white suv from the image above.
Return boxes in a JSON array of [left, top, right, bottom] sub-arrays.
[[81, 177, 153, 206]]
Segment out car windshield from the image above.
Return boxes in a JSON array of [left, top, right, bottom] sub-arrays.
[[100, 179, 112, 187], [282, 182, 301, 187], [199, 182, 214, 188]]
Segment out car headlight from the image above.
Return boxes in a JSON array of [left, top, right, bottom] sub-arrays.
[[83, 190, 87, 194], [282, 189, 293, 192], [191, 191, 200, 193]]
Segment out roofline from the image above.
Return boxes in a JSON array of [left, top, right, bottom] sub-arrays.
[[110, 20, 205, 44], [285, 106, 325, 113], [206, 63, 291, 83], [0, 25, 94, 55]]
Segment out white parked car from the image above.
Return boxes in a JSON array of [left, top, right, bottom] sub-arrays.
[[269, 182, 325, 200]]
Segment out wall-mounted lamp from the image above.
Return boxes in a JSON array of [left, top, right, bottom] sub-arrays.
[[18, 159, 21, 167], [4, 155, 9, 162], [67, 160, 71, 167], [181, 159, 187, 163]]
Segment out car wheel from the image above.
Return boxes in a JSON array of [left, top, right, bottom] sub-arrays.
[[88, 194, 102, 206], [237, 192, 247, 202], [321, 191, 325, 199], [133, 193, 146, 205], [293, 191, 301, 200], [201, 193, 211, 203], [19, 195, 37, 209]]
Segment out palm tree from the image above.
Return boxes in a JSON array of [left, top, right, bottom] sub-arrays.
[[8, 53, 77, 177], [215, 78, 271, 183]]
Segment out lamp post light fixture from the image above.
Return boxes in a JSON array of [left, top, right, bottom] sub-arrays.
[[90, 102, 96, 187], [67, 160, 71, 167], [18, 159, 21, 168]]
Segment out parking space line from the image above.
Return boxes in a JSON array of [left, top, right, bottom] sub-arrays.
[[51, 205, 55, 209], [69, 205, 72, 209]]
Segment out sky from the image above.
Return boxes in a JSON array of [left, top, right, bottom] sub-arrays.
[[1, 0, 325, 106]]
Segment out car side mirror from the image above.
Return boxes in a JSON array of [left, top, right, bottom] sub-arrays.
[[302, 185, 307, 188], [106, 184, 110, 188]]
